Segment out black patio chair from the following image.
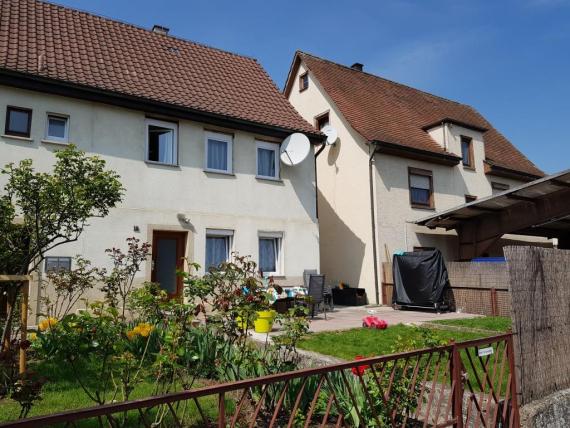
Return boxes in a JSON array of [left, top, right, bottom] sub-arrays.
[[305, 274, 327, 319]]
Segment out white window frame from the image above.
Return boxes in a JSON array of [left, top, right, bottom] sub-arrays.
[[258, 231, 283, 276], [205, 229, 234, 270], [204, 131, 233, 174], [145, 118, 178, 166], [45, 113, 70, 144], [256, 140, 280, 180]]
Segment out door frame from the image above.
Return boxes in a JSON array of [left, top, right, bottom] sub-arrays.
[[151, 230, 187, 299]]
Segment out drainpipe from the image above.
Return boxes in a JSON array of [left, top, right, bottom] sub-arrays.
[[369, 143, 380, 305], [314, 143, 326, 219]]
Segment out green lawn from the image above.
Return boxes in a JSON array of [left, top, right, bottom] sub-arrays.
[[297, 324, 492, 360], [297, 321, 512, 395], [430, 316, 511, 332], [0, 361, 221, 425]]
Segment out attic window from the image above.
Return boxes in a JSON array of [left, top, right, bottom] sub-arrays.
[[315, 112, 330, 130], [299, 72, 309, 92], [461, 136, 474, 169]]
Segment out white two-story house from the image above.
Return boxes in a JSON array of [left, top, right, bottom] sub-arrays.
[[285, 51, 545, 305], [0, 0, 321, 315]]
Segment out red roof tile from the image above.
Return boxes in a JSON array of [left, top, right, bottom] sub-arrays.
[[0, 0, 317, 135], [294, 52, 543, 178]]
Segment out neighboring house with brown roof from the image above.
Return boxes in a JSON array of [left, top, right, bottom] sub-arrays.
[[285, 51, 546, 304], [0, 0, 321, 316]]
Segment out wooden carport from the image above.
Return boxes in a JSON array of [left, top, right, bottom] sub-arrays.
[[415, 169, 570, 260]]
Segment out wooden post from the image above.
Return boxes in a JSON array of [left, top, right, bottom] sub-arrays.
[[218, 392, 225, 427], [507, 332, 521, 428], [19, 280, 29, 374], [0, 276, 31, 373], [3, 288, 12, 351], [451, 341, 464, 428]]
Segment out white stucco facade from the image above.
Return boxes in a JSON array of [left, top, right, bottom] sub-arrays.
[[288, 64, 377, 299], [287, 60, 543, 305], [0, 85, 320, 314]]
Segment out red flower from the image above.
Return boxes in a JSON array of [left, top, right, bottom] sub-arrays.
[[351, 355, 369, 376]]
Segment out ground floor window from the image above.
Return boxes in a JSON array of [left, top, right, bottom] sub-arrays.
[[258, 232, 282, 276], [205, 229, 233, 270], [45, 256, 71, 273]]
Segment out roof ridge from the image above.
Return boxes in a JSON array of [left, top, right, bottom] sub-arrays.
[[37, 0, 258, 62], [297, 50, 472, 109]]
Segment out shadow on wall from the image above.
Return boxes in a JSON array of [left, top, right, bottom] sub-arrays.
[[285, 153, 318, 222], [317, 188, 365, 288]]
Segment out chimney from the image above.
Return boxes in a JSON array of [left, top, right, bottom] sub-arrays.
[[152, 25, 170, 35], [350, 62, 364, 72]]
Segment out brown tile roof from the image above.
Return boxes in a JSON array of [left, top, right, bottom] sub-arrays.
[[294, 52, 543, 177], [0, 0, 317, 136]]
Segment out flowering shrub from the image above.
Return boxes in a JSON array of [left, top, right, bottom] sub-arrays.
[[40, 257, 98, 319], [29, 247, 311, 425], [99, 237, 152, 318]]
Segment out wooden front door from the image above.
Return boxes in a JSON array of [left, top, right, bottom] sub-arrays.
[[151, 231, 186, 299]]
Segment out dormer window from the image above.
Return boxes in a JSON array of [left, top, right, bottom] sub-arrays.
[[299, 72, 309, 92], [461, 136, 474, 169]]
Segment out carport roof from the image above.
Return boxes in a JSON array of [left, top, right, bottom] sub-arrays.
[[415, 169, 570, 237]]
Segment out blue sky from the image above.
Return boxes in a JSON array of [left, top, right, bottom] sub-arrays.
[[54, 0, 570, 174]]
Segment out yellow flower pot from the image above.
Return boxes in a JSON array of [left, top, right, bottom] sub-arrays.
[[254, 310, 276, 333]]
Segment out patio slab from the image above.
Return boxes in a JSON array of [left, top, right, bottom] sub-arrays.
[[250, 305, 480, 342]]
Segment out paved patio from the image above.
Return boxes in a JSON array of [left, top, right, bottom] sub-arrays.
[[250, 305, 480, 341], [306, 305, 478, 333]]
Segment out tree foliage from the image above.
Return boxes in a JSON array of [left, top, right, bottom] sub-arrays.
[[0, 145, 124, 274], [0, 146, 123, 418]]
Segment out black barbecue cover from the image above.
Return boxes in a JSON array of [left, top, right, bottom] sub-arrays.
[[392, 250, 449, 307]]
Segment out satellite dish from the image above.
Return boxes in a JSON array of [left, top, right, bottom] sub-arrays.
[[322, 125, 338, 145], [280, 133, 310, 166]]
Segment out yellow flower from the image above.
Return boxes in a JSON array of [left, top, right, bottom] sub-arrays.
[[38, 317, 58, 332], [136, 323, 153, 337], [128, 323, 153, 340], [29, 332, 37, 341]]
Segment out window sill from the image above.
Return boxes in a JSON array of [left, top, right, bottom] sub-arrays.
[[263, 274, 284, 279], [411, 204, 435, 211], [145, 160, 180, 168], [462, 165, 476, 171], [256, 175, 283, 183], [41, 139, 71, 146], [1, 134, 33, 142], [204, 169, 235, 176]]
